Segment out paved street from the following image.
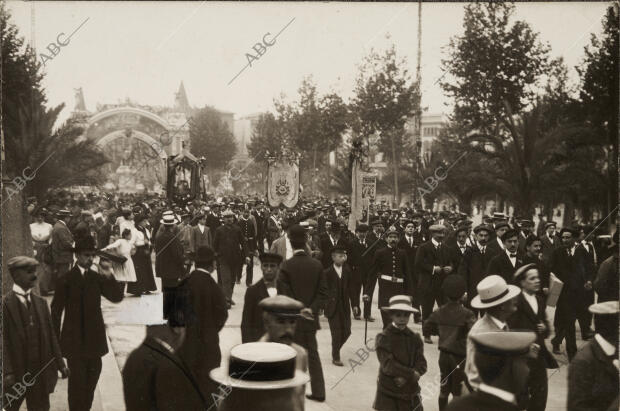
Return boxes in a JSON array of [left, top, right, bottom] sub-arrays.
[[40, 259, 586, 411]]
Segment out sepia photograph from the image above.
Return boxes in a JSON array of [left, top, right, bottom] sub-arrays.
[[1, 1, 618, 410]]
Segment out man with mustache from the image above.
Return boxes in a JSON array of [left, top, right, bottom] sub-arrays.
[[258, 295, 309, 373]]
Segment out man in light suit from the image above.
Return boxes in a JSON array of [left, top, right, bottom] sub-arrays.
[[465, 275, 522, 389]]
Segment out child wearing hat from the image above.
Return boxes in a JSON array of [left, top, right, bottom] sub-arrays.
[[373, 295, 427, 411], [422, 275, 476, 410]]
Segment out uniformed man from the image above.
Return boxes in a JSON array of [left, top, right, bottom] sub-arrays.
[[363, 226, 412, 328], [446, 331, 536, 411], [238, 207, 258, 286]]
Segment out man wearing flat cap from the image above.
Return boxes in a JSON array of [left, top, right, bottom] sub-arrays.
[[51, 236, 123, 411], [447, 331, 536, 411], [258, 295, 309, 373], [242, 252, 283, 343], [178, 245, 228, 400], [3, 256, 69, 411], [568, 301, 619, 411]]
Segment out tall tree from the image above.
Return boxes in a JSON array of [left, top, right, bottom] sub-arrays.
[[189, 107, 237, 182], [247, 112, 287, 158], [439, 2, 586, 216], [577, 5, 619, 215], [351, 44, 420, 206]]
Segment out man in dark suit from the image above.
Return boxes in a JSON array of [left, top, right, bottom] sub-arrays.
[[241, 252, 283, 342], [238, 208, 258, 285], [446, 331, 536, 411], [458, 224, 494, 311], [550, 227, 591, 360], [540, 222, 559, 264], [123, 281, 206, 410], [361, 219, 387, 321], [51, 209, 74, 291], [568, 301, 619, 411], [320, 220, 347, 268], [444, 225, 469, 275], [576, 225, 597, 339], [522, 235, 551, 295], [155, 213, 186, 319], [364, 226, 412, 329], [415, 225, 453, 343], [398, 220, 424, 323], [277, 224, 328, 402], [179, 246, 228, 401], [485, 222, 509, 258], [51, 236, 123, 411], [324, 245, 352, 366], [189, 213, 212, 256], [213, 209, 249, 308], [508, 264, 558, 411], [3, 256, 69, 411], [348, 224, 371, 320], [486, 229, 525, 284]]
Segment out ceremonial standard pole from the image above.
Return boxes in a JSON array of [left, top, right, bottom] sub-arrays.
[[413, 0, 423, 209]]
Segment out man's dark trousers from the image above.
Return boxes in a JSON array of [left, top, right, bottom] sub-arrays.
[[294, 328, 325, 399], [67, 356, 102, 411]]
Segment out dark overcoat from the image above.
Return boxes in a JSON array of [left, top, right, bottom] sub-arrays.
[[241, 280, 269, 343], [324, 265, 352, 350]]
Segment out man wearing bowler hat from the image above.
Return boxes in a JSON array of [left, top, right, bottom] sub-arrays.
[[277, 224, 328, 402], [3, 256, 69, 411], [51, 236, 123, 411], [241, 252, 283, 342], [486, 228, 525, 284], [457, 224, 494, 312], [465, 275, 523, 390], [446, 331, 537, 411], [178, 245, 228, 400]]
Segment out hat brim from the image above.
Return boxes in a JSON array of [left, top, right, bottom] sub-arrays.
[[380, 304, 419, 313], [209, 368, 309, 389], [160, 219, 178, 225], [470, 285, 521, 309]]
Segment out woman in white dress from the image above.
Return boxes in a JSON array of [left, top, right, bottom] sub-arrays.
[[30, 208, 54, 295], [102, 228, 137, 293]]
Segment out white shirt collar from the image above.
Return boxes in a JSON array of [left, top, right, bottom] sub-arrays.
[[195, 267, 212, 275], [497, 237, 504, 249], [333, 264, 343, 277], [488, 314, 507, 330], [76, 264, 87, 276], [595, 334, 616, 356], [478, 383, 516, 404], [266, 286, 277, 297], [522, 292, 538, 313], [13, 283, 31, 296], [431, 238, 440, 247]]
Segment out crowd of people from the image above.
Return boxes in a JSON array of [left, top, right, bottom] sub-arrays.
[[2, 189, 618, 410]]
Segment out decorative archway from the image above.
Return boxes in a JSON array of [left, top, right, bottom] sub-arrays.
[[88, 106, 170, 131]]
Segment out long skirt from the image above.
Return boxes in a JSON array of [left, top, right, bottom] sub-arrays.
[[127, 246, 157, 295]]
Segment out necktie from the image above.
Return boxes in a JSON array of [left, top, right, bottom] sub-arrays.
[[409, 237, 413, 247], [480, 247, 485, 254], [16, 292, 31, 309]]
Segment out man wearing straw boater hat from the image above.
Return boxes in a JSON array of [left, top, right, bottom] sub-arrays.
[[446, 331, 537, 411], [155, 211, 185, 320], [568, 300, 619, 411], [373, 295, 427, 411], [465, 275, 525, 390], [51, 236, 123, 411], [209, 342, 310, 411]]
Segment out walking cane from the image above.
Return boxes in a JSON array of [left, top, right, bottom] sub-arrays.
[[363, 294, 370, 345]]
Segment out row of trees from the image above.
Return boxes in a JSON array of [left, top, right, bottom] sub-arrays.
[[243, 2, 616, 221]]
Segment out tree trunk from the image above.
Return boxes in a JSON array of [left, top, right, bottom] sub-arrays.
[[2, 185, 34, 293], [391, 135, 400, 207]]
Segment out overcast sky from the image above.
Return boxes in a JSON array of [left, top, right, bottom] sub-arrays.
[[6, 1, 612, 126]]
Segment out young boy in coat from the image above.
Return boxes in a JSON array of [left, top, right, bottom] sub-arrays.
[[422, 275, 476, 410], [373, 295, 427, 411]]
